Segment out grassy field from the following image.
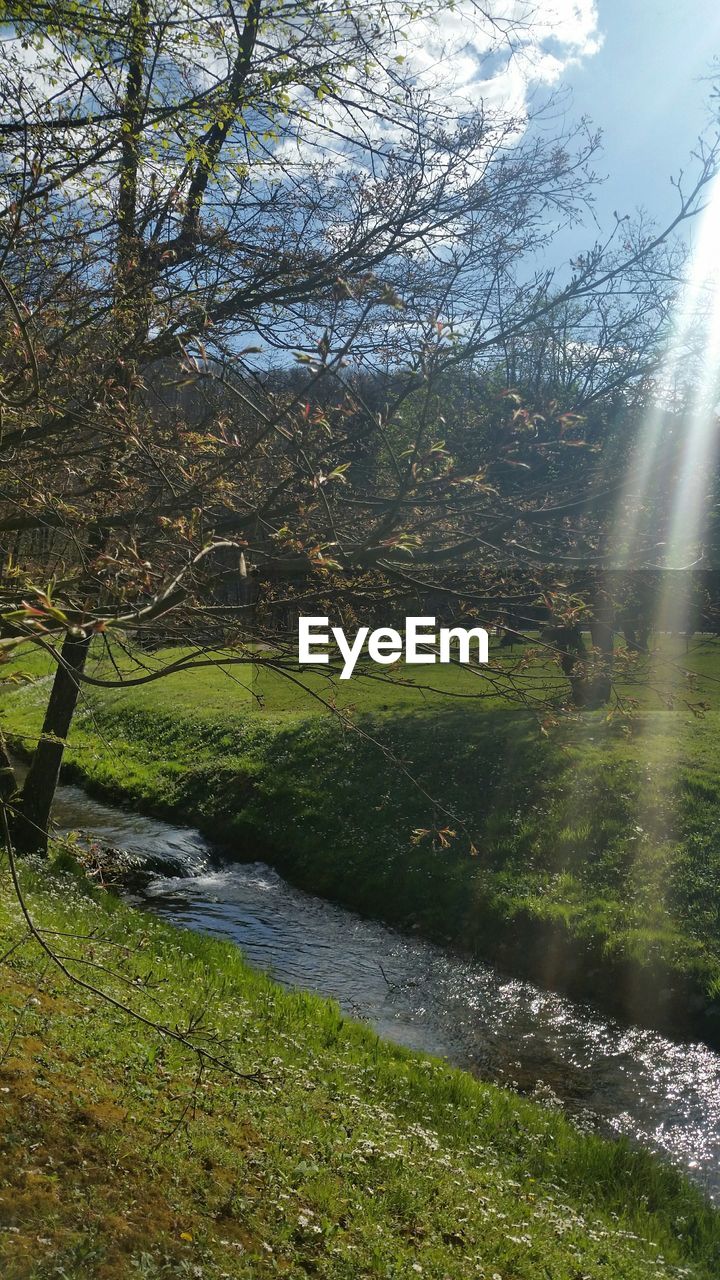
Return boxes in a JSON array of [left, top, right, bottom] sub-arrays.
[[1, 861, 719, 1279], [4, 636, 720, 1036]]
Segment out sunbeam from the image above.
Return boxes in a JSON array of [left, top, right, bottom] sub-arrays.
[[610, 175, 720, 577]]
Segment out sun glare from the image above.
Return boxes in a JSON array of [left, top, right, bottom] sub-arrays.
[[610, 175, 720, 597]]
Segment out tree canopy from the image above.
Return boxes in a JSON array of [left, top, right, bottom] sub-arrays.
[[1, 0, 719, 849]]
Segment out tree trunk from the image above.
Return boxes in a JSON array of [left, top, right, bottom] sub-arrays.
[[0, 729, 17, 803], [13, 631, 90, 854], [544, 623, 589, 706]]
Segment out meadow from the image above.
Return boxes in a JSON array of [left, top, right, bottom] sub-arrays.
[[1, 861, 719, 1279], [4, 634, 720, 1036]]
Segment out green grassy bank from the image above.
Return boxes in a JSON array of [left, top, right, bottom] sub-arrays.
[[4, 639, 720, 1039], [1, 862, 719, 1279]]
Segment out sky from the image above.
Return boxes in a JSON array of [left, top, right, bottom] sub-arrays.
[[554, 0, 720, 257], [389, 0, 720, 270]]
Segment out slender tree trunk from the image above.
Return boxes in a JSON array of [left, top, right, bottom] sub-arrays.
[[13, 631, 90, 854], [0, 728, 17, 803]]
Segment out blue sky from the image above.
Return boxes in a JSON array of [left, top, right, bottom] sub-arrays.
[[559, 0, 720, 253]]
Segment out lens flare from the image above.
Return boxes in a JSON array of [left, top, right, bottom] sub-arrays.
[[610, 174, 720, 578]]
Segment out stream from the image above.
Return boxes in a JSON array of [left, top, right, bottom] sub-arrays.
[[45, 774, 720, 1202]]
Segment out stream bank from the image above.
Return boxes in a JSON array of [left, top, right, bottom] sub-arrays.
[[31, 737, 720, 1052], [42, 770, 720, 1203], [6, 661, 720, 1049]]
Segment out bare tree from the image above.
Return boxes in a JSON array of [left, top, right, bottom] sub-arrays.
[[0, 0, 717, 850]]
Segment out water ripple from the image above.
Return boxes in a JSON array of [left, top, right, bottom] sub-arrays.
[[50, 779, 720, 1201]]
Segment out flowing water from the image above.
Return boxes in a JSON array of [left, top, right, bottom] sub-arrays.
[[46, 775, 720, 1201]]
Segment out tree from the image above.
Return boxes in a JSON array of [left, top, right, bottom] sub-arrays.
[[0, 0, 717, 850]]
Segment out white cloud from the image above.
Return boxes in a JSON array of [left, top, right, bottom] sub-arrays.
[[268, 2, 602, 186], [397, 1, 603, 116]]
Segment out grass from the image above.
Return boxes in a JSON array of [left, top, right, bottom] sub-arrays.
[[1, 860, 719, 1279], [5, 635, 720, 1037]]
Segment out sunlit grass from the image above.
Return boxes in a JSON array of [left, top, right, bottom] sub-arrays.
[[5, 636, 720, 1027], [0, 864, 718, 1279]]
